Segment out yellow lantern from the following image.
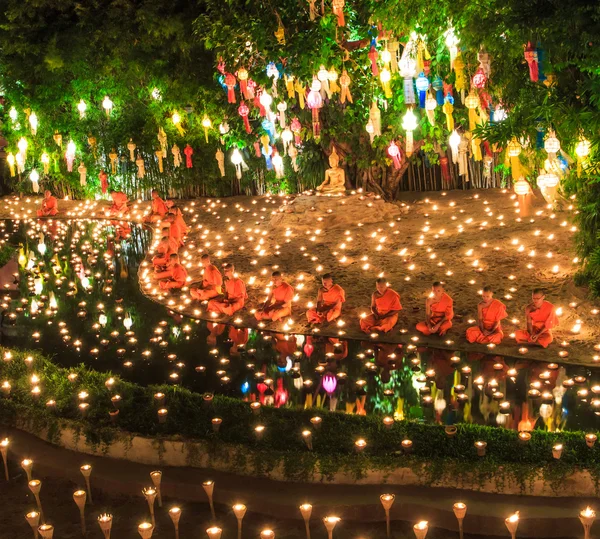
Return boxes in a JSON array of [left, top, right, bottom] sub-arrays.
[[513, 179, 530, 196], [380, 68, 392, 98], [544, 131, 560, 161], [575, 137, 590, 176], [202, 115, 212, 143], [402, 109, 418, 157], [507, 138, 522, 180], [6, 153, 15, 177], [171, 112, 185, 136], [425, 94, 437, 126], [77, 100, 87, 119], [41, 152, 50, 174], [464, 91, 479, 131]]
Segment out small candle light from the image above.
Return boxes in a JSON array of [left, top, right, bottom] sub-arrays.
[[586, 433, 597, 448], [505, 512, 519, 539], [354, 438, 367, 452], [413, 520, 428, 539], [579, 507, 596, 539], [474, 441, 487, 457]]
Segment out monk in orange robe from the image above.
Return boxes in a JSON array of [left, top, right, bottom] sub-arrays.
[[360, 278, 402, 333], [144, 190, 168, 223], [416, 281, 454, 336], [307, 273, 345, 324], [165, 202, 188, 246], [156, 254, 188, 290], [152, 228, 179, 268], [207, 263, 247, 316], [515, 288, 559, 348], [255, 271, 294, 321], [108, 190, 129, 216], [190, 254, 223, 301], [37, 190, 58, 217], [466, 286, 507, 344]]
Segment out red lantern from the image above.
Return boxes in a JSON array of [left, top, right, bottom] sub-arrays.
[[184, 144, 194, 168], [99, 170, 109, 194], [254, 89, 266, 117], [387, 141, 402, 169], [225, 73, 237, 103], [524, 42, 538, 81], [290, 117, 302, 145], [238, 102, 251, 133], [253, 141, 261, 157], [439, 156, 451, 183], [472, 68, 487, 89], [368, 44, 379, 76]]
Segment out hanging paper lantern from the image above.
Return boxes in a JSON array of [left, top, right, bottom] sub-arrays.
[[368, 41, 379, 76], [259, 90, 273, 117], [6, 154, 15, 177], [219, 121, 230, 144], [215, 149, 225, 177], [99, 170, 109, 193], [432, 76, 444, 105], [238, 68, 250, 99], [317, 65, 331, 98], [575, 137, 590, 176], [507, 138, 522, 180], [524, 42, 539, 82], [127, 139, 136, 161], [266, 63, 280, 96], [332, 0, 345, 26], [225, 73, 237, 103], [399, 55, 417, 105], [514, 179, 530, 196], [472, 68, 487, 89], [155, 150, 164, 173], [285, 75, 295, 99], [537, 173, 559, 188], [277, 101, 287, 128], [449, 130, 461, 163], [272, 150, 284, 178], [238, 102, 251, 133], [464, 91, 480, 131], [493, 106, 507, 122], [78, 162, 87, 186], [17, 137, 28, 160], [30, 170, 40, 193], [184, 144, 194, 168], [102, 96, 113, 117], [172, 144, 182, 167], [288, 144, 299, 171], [444, 27, 459, 67], [8, 107, 17, 122], [387, 141, 402, 169], [340, 70, 353, 104], [15, 153, 24, 174], [53, 131, 62, 148], [109, 149, 118, 173], [544, 131, 560, 161], [442, 94, 454, 131], [380, 68, 392, 98], [381, 48, 391, 67], [425, 94, 437, 125], [135, 154, 145, 178], [290, 117, 302, 145], [231, 148, 243, 179], [274, 24, 285, 45], [77, 100, 87, 119], [202, 115, 212, 143], [65, 140, 76, 172], [306, 79, 323, 138], [172, 112, 185, 136], [440, 156, 451, 183], [28, 112, 38, 135], [415, 72, 429, 108], [453, 53, 467, 97], [365, 120, 375, 145], [41, 152, 50, 174], [402, 109, 418, 157], [328, 68, 340, 94], [281, 127, 293, 154], [247, 79, 257, 99]]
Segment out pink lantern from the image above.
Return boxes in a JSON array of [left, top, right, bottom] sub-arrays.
[[290, 117, 302, 144], [387, 141, 402, 169], [472, 68, 487, 89], [322, 374, 337, 395], [306, 80, 323, 138], [238, 102, 251, 133]]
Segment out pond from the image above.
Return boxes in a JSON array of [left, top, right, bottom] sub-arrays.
[[1, 218, 598, 433]]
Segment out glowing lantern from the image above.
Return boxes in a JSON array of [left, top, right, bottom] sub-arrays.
[[6, 154, 15, 177], [524, 42, 538, 81], [99, 313, 108, 328], [238, 68, 250, 99], [365, 120, 375, 144], [102, 96, 113, 117], [328, 68, 339, 94], [272, 151, 284, 178], [472, 68, 487, 89], [537, 173, 559, 188], [259, 90, 273, 117], [402, 109, 418, 157], [290, 117, 302, 144], [425, 94, 437, 125], [172, 112, 185, 136], [225, 73, 237, 103], [544, 132, 560, 161], [29, 112, 38, 136], [15, 153, 24, 174], [415, 72, 429, 108], [575, 138, 590, 176], [281, 127, 293, 154], [231, 148, 243, 179], [306, 79, 323, 138], [494, 106, 507, 122], [66, 140, 76, 172], [380, 68, 392, 98], [276, 101, 287, 128], [340, 70, 352, 104], [507, 138, 522, 180], [399, 49, 417, 105], [124, 313, 133, 330], [41, 152, 50, 174], [30, 170, 40, 194], [513, 179, 530, 196], [202, 115, 212, 143], [317, 65, 331, 98], [77, 100, 87, 119], [444, 27, 459, 67], [443, 94, 454, 131], [387, 141, 402, 169], [322, 374, 337, 394], [9, 107, 17, 122], [464, 91, 480, 131], [449, 130, 461, 163], [17, 137, 28, 160], [238, 102, 251, 133]]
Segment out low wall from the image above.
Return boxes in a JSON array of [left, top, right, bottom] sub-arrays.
[[15, 417, 597, 497]]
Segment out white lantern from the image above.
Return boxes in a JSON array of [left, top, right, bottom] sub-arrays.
[[513, 179, 530, 196], [102, 96, 113, 116], [77, 100, 87, 119]]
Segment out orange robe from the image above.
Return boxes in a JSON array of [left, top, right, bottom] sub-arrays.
[[37, 196, 58, 217], [152, 237, 179, 267], [466, 299, 507, 344], [515, 301, 558, 348], [360, 288, 402, 333], [108, 192, 129, 216], [255, 282, 294, 321], [158, 263, 187, 290], [416, 293, 454, 336], [145, 197, 168, 222], [307, 284, 345, 323], [190, 264, 223, 300], [207, 278, 247, 316]]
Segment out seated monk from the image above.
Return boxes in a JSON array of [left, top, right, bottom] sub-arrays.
[[416, 281, 454, 336], [165, 201, 188, 246], [466, 286, 507, 345], [255, 271, 294, 322], [155, 253, 188, 290], [108, 190, 129, 217], [307, 273, 345, 324], [152, 228, 179, 268], [207, 263, 247, 316], [190, 254, 223, 301], [360, 278, 402, 333], [143, 189, 168, 223], [37, 191, 58, 217], [515, 288, 559, 348]]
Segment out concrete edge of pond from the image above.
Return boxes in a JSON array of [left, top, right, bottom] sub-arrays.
[[9, 416, 598, 498], [2, 425, 592, 538]]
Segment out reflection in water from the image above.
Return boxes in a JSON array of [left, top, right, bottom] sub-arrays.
[[1, 219, 598, 433]]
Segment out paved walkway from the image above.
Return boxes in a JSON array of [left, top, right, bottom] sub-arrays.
[[3, 427, 590, 538]]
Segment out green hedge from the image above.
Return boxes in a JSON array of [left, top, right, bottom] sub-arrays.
[[1, 346, 600, 489]]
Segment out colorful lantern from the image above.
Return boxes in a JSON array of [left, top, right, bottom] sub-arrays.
[[109, 149, 118, 174], [332, 0, 345, 26], [99, 170, 109, 193], [449, 130, 461, 163], [524, 42, 538, 82], [102, 96, 113, 117], [53, 131, 62, 148], [380, 68, 392, 98], [77, 100, 87, 119], [425, 93, 437, 125], [6, 154, 15, 177], [453, 53, 467, 96], [30, 170, 40, 193], [507, 138, 522, 180], [29, 112, 38, 135], [575, 137, 590, 176], [306, 79, 323, 138], [514, 179, 530, 196], [402, 109, 418, 157], [443, 94, 454, 131], [464, 90, 480, 131], [172, 144, 182, 167], [472, 68, 487, 89], [172, 112, 185, 136], [294, 79, 306, 109], [291, 117, 302, 145], [340, 70, 353, 104], [231, 148, 243, 179], [41, 152, 50, 174], [281, 127, 293, 154], [238, 102, 251, 133], [78, 162, 87, 186], [544, 131, 560, 161], [369, 101, 381, 137], [66, 140, 76, 172], [415, 72, 429, 108], [368, 42, 379, 76], [238, 68, 250, 99], [225, 73, 237, 103], [155, 150, 164, 173], [432, 76, 444, 105], [135, 154, 145, 178], [277, 101, 287, 128], [317, 65, 331, 98], [202, 115, 212, 143], [328, 68, 340, 94], [184, 144, 194, 168]]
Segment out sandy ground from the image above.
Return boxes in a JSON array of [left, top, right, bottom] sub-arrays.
[[2, 190, 599, 366]]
